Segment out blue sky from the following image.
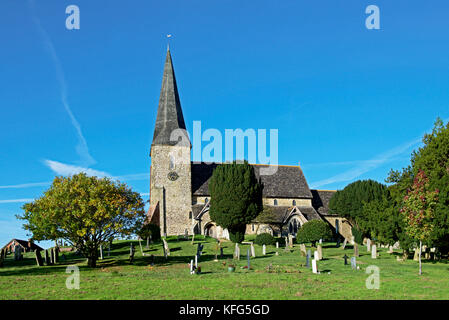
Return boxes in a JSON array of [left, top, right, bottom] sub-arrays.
[[1, 0, 449, 248]]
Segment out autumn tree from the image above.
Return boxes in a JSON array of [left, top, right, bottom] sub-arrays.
[[400, 170, 439, 275], [18, 173, 146, 267]]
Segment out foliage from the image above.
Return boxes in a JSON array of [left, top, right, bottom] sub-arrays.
[[351, 226, 364, 245], [254, 233, 276, 246], [329, 179, 389, 230], [209, 161, 263, 243], [138, 223, 161, 242], [18, 173, 146, 267], [296, 220, 332, 246]]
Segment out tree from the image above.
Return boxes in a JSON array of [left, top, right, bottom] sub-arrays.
[[137, 223, 161, 245], [209, 161, 263, 243], [400, 170, 439, 275], [18, 173, 146, 267], [296, 220, 332, 247], [329, 179, 389, 232]]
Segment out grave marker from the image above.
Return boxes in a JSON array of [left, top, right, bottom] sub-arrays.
[[343, 254, 349, 265], [351, 257, 357, 270], [314, 250, 319, 261], [129, 243, 135, 263], [250, 244, 256, 258], [371, 244, 377, 259], [262, 244, 266, 256], [306, 249, 311, 268], [312, 259, 318, 274], [354, 243, 359, 257], [35, 250, 43, 267], [99, 245, 104, 260], [317, 245, 323, 260], [300, 244, 307, 256], [367, 239, 371, 252]]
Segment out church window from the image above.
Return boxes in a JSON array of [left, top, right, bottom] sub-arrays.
[[205, 198, 209, 204], [252, 224, 255, 232], [292, 200, 296, 206], [169, 155, 175, 170], [189, 211, 192, 219], [274, 199, 278, 206]]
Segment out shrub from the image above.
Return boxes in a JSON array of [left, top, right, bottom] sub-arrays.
[[229, 230, 245, 244], [296, 220, 332, 246], [254, 233, 276, 246], [352, 226, 364, 245]]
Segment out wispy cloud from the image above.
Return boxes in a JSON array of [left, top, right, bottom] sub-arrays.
[[310, 137, 422, 189], [44, 160, 110, 178], [28, 0, 95, 167], [0, 181, 51, 189], [0, 199, 35, 204]]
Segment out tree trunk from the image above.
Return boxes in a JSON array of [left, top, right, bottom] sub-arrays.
[[87, 256, 97, 268], [146, 237, 149, 249], [419, 240, 422, 275]]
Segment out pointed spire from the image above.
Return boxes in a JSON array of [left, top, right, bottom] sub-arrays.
[[151, 48, 190, 148]]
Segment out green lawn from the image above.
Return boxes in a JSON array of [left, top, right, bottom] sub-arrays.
[[1, 236, 448, 300]]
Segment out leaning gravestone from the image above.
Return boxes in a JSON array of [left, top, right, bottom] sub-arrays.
[[312, 259, 318, 274], [300, 244, 307, 256], [250, 244, 256, 258], [317, 245, 323, 260], [234, 244, 240, 260], [371, 245, 377, 259], [351, 257, 357, 270], [354, 243, 359, 257], [367, 239, 371, 252], [163, 239, 171, 256], [35, 250, 43, 267]]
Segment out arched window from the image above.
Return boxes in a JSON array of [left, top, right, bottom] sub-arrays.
[[205, 198, 209, 204], [274, 199, 278, 206], [292, 200, 296, 206], [189, 211, 192, 219]]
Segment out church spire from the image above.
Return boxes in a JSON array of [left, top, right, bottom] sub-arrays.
[[151, 48, 190, 148]]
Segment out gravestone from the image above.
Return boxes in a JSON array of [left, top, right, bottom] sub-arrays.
[[234, 244, 240, 260], [288, 235, 293, 248], [163, 239, 171, 256], [371, 245, 377, 259], [354, 243, 359, 257], [366, 239, 371, 252], [195, 254, 198, 268], [35, 250, 43, 267], [276, 242, 279, 249], [388, 246, 393, 254], [300, 244, 307, 256], [350, 236, 355, 245], [99, 245, 104, 260], [262, 244, 266, 256], [351, 257, 357, 270], [190, 259, 194, 274], [250, 244, 256, 258], [413, 248, 419, 261], [343, 254, 349, 265], [129, 244, 135, 264], [317, 245, 323, 260], [342, 239, 347, 249], [54, 247, 59, 263], [14, 245, 23, 261], [284, 237, 289, 251], [314, 250, 319, 261], [49, 248, 54, 265], [312, 259, 318, 274]]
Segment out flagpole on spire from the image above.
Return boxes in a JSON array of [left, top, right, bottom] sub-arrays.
[[166, 34, 172, 51]]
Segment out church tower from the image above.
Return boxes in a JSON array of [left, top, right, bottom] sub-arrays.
[[149, 48, 192, 236]]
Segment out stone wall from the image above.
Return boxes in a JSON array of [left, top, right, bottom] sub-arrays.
[[263, 198, 312, 207], [323, 216, 353, 240]]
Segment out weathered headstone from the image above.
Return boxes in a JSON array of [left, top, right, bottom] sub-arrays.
[[250, 244, 256, 258], [317, 245, 323, 260], [288, 234, 294, 248], [300, 244, 307, 256], [351, 257, 356, 270], [49, 248, 54, 264], [343, 254, 349, 265], [35, 250, 43, 267], [99, 245, 104, 260], [388, 245, 393, 254], [312, 259, 318, 274], [163, 239, 171, 256], [276, 242, 279, 249], [195, 254, 198, 268], [14, 245, 23, 261], [371, 244, 377, 259], [262, 244, 266, 256], [234, 243, 240, 260], [413, 248, 419, 261], [190, 259, 194, 274], [366, 239, 371, 252], [54, 247, 59, 263], [284, 237, 289, 251], [314, 250, 319, 261], [354, 243, 359, 257]]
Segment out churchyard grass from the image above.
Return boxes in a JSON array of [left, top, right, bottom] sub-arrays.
[[1, 236, 449, 300]]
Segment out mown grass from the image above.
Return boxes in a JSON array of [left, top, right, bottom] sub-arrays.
[[1, 236, 448, 300]]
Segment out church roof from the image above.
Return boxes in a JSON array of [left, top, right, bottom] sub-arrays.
[[191, 163, 313, 199], [311, 189, 337, 216], [151, 48, 190, 148]]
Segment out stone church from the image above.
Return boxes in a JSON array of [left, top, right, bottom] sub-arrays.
[[147, 48, 352, 241]]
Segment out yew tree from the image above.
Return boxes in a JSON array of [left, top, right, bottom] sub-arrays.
[[400, 170, 439, 275], [209, 161, 263, 243], [18, 173, 146, 267]]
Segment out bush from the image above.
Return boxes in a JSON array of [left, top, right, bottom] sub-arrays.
[[352, 226, 364, 245], [254, 233, 276, 246], [229, 230, 245, 244], [296, 220, 332, 246]]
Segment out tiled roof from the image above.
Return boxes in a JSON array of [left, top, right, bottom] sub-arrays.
[[191, 163, 313, 199], [311, 189, 337, 216]]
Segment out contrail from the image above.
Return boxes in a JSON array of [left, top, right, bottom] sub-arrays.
[[28, 0, 95, 167]]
